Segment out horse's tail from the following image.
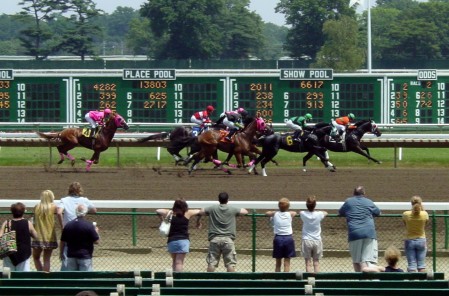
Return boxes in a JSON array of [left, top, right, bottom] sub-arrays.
[[137, 132, 169, 143], [36, 132, 60, 140]]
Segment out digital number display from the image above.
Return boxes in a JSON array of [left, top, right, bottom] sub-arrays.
[[4, 70, 449, 127], [388, 78, 447, 123], [0, 80, 10, 122]]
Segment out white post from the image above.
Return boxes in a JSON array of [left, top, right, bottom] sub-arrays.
[[157, 147, 161, 161], [368, 0, 372, 73], [398, 147, 402, 161]]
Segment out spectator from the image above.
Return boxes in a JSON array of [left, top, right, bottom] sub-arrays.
[[403, 195, 428, 272], [57, 181, 97, 270], [362, 245, 404, 272], [197, 192, 248, 272], [299, 195, 328, 273], [156, 199, 201, 271], [31, 190, 58, 272], [60, 204, 99, 271], [339, 185, 381, 271], [0, 202, 38, 271], [265, 197, 297, 272]]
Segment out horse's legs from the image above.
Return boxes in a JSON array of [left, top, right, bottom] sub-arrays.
[[188, 150, 205, 174], [260, 155, 275, 177], [302, 151, 315, 172], [313, 149, 336, 172], [250, 151, 277, 177], [83, 151, 100, 172], [352, 145, 382, 164], [57, 144, 76, 166], [248, 154, 264, 174], [251, 146, 278, 166]]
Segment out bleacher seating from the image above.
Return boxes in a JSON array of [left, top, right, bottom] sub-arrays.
[[1, 268, 448, 296]]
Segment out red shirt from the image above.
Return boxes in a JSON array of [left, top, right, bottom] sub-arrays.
[[193, 110, 211, 122]]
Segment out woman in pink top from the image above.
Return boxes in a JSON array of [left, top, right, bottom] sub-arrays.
[[402, 195, 428, 272]]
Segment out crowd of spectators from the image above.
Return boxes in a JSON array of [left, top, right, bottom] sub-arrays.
[[1, 184, 428, 274]]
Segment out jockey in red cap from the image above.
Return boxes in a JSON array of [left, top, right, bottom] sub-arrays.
[[191, 105, 215, 129]]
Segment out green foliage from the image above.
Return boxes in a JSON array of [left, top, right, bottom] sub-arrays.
[[312, 16, 364, 71], [140, 0, 264, 59], [218, 0, 265, 59], [17, 0, 69, 59], [125, 17, 156, 56], [140, 0, 224, 59], [258, 23, 288, 60], [276, 0, 355, 60], [59, 0, 102, 60]]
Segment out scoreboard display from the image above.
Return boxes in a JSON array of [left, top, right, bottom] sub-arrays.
[[2, 69, 449, 125]]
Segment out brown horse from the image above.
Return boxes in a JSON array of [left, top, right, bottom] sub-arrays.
[[37, 113, 129, 171], [185, 116, 268, 174]]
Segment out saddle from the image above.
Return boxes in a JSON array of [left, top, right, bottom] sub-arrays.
[[82, 126, 100, 139], [219, 130, 232, 143]]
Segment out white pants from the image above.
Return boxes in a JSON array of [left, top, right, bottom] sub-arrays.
[[286, 120, 302, 131], [190, 115, 203, 126], [2, 257, 31, 271], [331, 120, 345, 133], [85, 113, 97, 128], [223, 117, 238, 130]]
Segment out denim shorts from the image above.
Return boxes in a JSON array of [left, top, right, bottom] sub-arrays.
[[167, 239, 190, 254]]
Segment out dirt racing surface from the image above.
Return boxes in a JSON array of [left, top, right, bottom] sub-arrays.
[[1, 166, 448, 203]]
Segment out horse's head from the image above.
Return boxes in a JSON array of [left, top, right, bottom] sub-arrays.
[[355, 119, 381, 137], [255, 117, 267, 133], [109, 114, 129, 130], [369, 120, 381, 137]]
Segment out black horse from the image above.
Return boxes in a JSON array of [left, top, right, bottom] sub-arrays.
[[248, 130, 336, 176], [138, 126, 206, 165], [311, 119, 382, 165]]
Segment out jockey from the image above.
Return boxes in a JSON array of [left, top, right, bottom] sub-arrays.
[[223, 111, 244, 141], [331, 113, 355, 141], [85, 108, 112, 138], [216, 107, 247, 125], [286, 113, 312, 142], [190, 105, 214, 129]]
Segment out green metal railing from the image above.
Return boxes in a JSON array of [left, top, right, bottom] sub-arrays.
[[0, 210, 448, 274]]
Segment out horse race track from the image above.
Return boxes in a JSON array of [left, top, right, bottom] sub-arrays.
[[1, 166, 448, 202]]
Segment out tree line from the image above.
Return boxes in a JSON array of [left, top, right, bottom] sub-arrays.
[[1, 0, 448, 70]]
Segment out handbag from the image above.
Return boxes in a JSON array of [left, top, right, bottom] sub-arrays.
[[159, 211, 173, 237], [0, 220, 17, 259]]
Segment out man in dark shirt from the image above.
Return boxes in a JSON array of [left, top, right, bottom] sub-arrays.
[[60, 204, 99, 271]]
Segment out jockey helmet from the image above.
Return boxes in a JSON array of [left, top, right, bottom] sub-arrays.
[[206, 105, 215, 112], [104, 108, 112, 115], [348, 113, 355, 120], [237, 107, 245, 113], [305, 113, 312, 120]]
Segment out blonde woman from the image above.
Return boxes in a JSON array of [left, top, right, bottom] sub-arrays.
[[402, 195, 429, 272], [31, 190, 58, 272]]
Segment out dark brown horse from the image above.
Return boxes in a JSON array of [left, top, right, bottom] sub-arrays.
[[37, 113, 129, 171], [185, 116, 268, 174]]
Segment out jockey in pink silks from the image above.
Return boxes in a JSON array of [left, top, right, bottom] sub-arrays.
[[84, 108, 112, 138]]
